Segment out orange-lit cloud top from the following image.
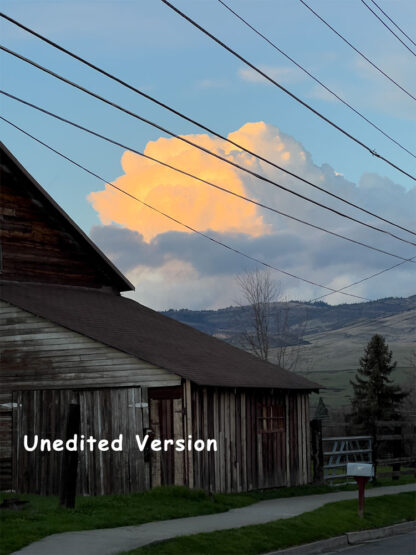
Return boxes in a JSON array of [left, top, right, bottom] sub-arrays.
[[88, 122, 286, 242]]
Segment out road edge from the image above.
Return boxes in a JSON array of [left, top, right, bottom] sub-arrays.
[[266, 520, 416, 554]]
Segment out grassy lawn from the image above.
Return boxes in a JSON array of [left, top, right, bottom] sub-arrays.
[[0, 487, 245, 555], [127, 492, 416, 554], [0, 478, 414, 555]]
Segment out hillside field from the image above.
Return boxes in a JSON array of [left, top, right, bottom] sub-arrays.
[[290, 308, 415, 410], [163, 297, 415, 410]]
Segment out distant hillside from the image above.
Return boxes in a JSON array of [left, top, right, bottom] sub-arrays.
[[163, 296, 415, 344], [162, 296, 415, 410]]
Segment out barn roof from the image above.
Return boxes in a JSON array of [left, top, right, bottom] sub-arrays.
[[0, 282, 319, 391]]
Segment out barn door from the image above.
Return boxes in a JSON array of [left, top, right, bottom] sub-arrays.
[[256, 394, 287, 488], [13, 388, 151, 495], [12, 389, 75, 494], [149, 387, 184, 487], [77, 387, 150, 495]]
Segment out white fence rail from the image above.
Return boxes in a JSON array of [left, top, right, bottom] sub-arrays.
[[323, 435, 372, 484]]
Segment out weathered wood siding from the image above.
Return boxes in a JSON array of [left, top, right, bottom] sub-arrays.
[[148, 386, 185, 488], [12, 388, 151, 495], [0, 300, 180, 493], [189, 383, 311, 492], [0, 152, 120, 289], [0, 300, 180, 390], [0, 391, 12, 490]]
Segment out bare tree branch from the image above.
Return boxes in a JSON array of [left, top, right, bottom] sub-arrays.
[[237, 269, 307, 370]]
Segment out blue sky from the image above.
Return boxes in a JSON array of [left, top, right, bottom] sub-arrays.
[[1, 0, 415, 309]]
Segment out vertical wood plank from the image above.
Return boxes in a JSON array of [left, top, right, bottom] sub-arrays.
[[128, 388, 136, 491], [173, 398, 184, 485], [185, 380, 194, 488], [213, 389, 219, 492], [256, 394, 263, 489], [142, 387, 150, 490], [219, 390, 225, 492], [193, 389, 200, 489], [305, 393, 312, 483], [230, 391, 236, 492], [240, 392, 247, 491], [150, 398, 161, 488], [226, 391, 231, 492], [297, 394, 302, 485], [285, 393, 290, 486]]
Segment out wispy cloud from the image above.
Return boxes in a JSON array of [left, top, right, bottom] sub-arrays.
[[350, 54, 416, 120], [307, 83, 340, 103], [238, 65, 306, 85], [196, 78, 230, 89]]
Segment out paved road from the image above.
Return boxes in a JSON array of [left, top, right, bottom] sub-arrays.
[[12, 484, 415, 555], [331, 530, 416, 554]]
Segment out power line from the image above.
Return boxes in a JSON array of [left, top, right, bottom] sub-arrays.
[[3, 116, 412, 306], [2, 50, 416, 245], [368, 0, 416, 48], [298, 0, 416, 101], [2, 12, 412, 309], [0, 114, 371, 302], [0, 17, 413, 235], [4, 117, 411, 307], [361, 0, 416, 56], [159, 0, 416, 181], [217, 0, 416, 160], [4, 89, 415, 265], [310, 254, 416, 302]]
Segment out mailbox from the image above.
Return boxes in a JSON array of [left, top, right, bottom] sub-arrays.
[[347, 462, 373, 517], [347, 463, 374, 477]]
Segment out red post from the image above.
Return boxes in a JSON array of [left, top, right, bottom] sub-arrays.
[[355, 476, 370, 517]]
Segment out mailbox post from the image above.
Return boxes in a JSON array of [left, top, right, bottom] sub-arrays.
[[346, 463, 374, 517]]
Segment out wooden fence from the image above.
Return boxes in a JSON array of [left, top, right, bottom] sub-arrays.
[[311, 419, 416, 484], [374, 420, 416, 479]]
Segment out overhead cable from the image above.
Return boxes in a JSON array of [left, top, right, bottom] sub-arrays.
[[5, 116, 411, 306], [0, 16, 414, 230], [360, 0, 416, 56], [218, 0, 416, 159], [159, 0, 416, 182], [2, 46, 416, 249], [4, 90, 415, 265], [0, 114, 371, 302], [368, 0, 416, 48], [298, 0, 416, 101], [310, 254, 416, 302]]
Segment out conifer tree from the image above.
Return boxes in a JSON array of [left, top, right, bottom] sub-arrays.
[[350, 335, 407, 479], [350, 334, 406, 432]]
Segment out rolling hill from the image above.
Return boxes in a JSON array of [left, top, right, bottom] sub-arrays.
[[162, 296, 415, 410]]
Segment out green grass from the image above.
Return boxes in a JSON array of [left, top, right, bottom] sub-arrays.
[[0, 479, 414, 555], [0, 486, 248, 555], [127, 492, 416, 554]]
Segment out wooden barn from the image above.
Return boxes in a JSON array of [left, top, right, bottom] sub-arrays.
[[0, 142, 319, 496]]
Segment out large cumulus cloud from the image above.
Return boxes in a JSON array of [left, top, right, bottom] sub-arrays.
[[88, 122, 416, 310], [88, 129, 271, 241]]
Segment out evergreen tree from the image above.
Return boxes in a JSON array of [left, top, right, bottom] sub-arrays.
[[350, 334, 407, 432]]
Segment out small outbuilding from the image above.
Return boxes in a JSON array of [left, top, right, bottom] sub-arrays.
[[0, 142, 318, 495]]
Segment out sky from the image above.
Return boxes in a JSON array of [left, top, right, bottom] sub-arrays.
[[1, 0, 415, 310]]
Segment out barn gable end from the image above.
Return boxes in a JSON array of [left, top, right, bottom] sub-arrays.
[[0, 143, 132, 292]]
